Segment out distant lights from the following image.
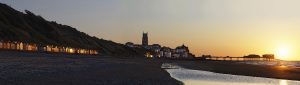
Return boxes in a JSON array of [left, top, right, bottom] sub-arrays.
[[69, 48, 74, 53], [0, 40, 98, 55]]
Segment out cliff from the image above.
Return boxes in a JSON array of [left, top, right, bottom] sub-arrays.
[[0, 3, 144, 56]]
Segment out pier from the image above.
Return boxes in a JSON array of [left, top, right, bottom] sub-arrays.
[[199, 54, 275, 61], [204, 57, 274, 61]]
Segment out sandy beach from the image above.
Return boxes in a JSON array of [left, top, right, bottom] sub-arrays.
[[1, 51, 300, 85], [0, 51, 182, 85]]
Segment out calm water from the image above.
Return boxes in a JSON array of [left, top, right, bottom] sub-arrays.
[[162, 63, 300, 85], [241, 60, 300, 68]]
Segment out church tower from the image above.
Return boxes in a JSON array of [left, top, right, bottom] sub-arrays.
[[142, 32, 148, 47]]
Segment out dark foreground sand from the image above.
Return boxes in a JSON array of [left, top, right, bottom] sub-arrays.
[[174, 60, 300, 81], [2, 51, 300, 85], [0, 51, 182, 85]]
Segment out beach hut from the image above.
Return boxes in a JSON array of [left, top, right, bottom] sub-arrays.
[[16, 42, 24, 51], [10, 41, 18, 50], [0, 40, 3, 49]]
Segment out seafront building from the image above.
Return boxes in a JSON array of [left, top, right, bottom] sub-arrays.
[[160, 47, 172, 58], [173, 44, 190, 58], [125, 32, 195, 59]]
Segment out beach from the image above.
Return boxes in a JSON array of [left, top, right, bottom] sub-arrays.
[[162, 60, 300, 85], [163, 63, 300, 85], [173, 60, 300, 81], [1, 51, 300, 85], [0, 51, 182, 85]]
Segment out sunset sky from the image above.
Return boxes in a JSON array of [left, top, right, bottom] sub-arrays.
[[1, 0, 300, 60]]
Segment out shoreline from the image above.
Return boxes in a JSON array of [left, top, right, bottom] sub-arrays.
[[163, 63, 300, 85], [2, 51, 300, 84], [172, 60, 300, 81]]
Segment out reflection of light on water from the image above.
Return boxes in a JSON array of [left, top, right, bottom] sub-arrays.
[[280, 80, 288, 85], [163, 63, 300, 85], [184, 80, 265, 85], [279, 65, 288, 68]]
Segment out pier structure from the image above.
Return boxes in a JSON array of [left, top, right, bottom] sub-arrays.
[[204, 57, 274, 61], [199, 54, 275, 61]]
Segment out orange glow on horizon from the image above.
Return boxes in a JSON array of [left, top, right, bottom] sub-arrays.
[[273, 43, 298, 61]]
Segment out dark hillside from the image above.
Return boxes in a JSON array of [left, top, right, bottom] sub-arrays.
[[0, 3, 144, 56]]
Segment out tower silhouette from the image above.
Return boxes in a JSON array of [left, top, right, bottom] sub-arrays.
[[142, 32, 148, 47]]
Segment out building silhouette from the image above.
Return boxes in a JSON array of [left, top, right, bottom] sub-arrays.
[[142, 32, 148, 47], [125, 32, 195, 59]]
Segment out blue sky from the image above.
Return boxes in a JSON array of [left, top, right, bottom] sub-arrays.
[[1, 0, 300, 60]]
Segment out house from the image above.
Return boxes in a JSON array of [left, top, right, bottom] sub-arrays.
[[147, 44, 161, 57], [150, 44, 161, 53], [160, 47, 172, 58], [174, 44, 189, 58]]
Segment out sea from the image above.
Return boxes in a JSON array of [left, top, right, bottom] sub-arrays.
[[242, 60, 300, 68], [162, 62, 300, 85]]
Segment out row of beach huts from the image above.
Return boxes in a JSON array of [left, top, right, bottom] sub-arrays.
[[0, 40, 98, 55]]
